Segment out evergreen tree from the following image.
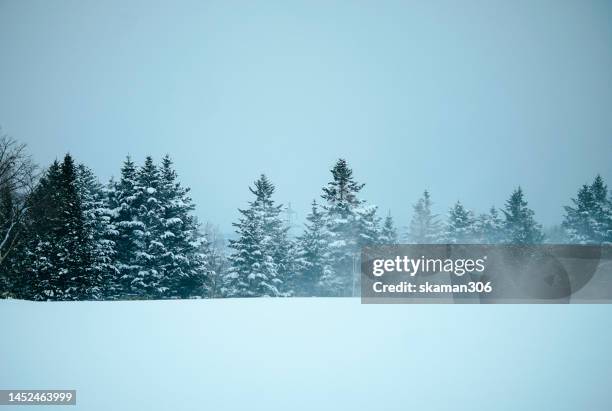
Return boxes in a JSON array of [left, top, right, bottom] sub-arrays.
[[108, 156, 144, 297], [157, 155, 210, 298], [563, 184, 596, 244], [19, 155, 89, 300], [322, 159, 365, 206], [75, 164, 118, 299], [405, 190, 442, 244], [502, 187, 544, 244], [355, 203, 381, 247], [589, 175, 611, 242], [563, 175, 612, 244], [224, 175, 290, 297], [130, 156, 165, 297], [253, 175, 293, 294], [444, 201, 475, 243], [55, 154, 88, 299], [321, 159, 377, 296], [295, 200, 333, 296], [19, 161, 62, 299], [225, 206, 277, 297], [379, 212, 398, 245]]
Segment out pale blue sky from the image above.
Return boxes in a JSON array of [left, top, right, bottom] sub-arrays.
[[0, 0, 611, 231]]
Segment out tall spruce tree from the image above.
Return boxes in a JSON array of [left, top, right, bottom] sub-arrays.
[[130, 156, 165, 297], [405, 190, 442, 244], [224, 175, 290, 297], [19, 155, 89, 300], [295, 200, 333, 296], [157, 155, 210, 298], [108, 156, 144, 297], [321, 159, 378, 296], [56, 154, 88, 299], [254, 175, 293, 294], [76, 164, 117, 299], [19, 161, 62, 299], [502, 187, 544, 244]]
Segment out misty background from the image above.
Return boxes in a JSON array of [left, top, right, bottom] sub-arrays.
[[1, 0, 611, 234]]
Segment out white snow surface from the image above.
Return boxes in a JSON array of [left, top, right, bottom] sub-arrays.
[[1, 298, 611, 411]]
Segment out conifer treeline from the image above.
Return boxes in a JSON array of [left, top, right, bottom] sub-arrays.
[[2, 154, 211, 300], [0, 145, 611, 300]]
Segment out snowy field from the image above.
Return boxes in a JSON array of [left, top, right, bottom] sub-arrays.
[[2, 298, 612, 411]]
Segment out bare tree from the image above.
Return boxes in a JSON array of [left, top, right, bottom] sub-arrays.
[[0, 131, 37, 265]]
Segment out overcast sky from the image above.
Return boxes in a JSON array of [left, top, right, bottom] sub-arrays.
[[1, 0, 611, 232]]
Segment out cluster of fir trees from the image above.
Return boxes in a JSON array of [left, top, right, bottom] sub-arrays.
[[1, 149, 611, 300], [1, 154, 212, 300], [223, 159, 385, 298], [406, 174, 612, 246], [407, 188, 544, 245], [221, 160, 542, 298], [223, 164, 612, 298]]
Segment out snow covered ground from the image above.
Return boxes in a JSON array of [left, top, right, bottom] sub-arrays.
[[1, 298, 611, 410]]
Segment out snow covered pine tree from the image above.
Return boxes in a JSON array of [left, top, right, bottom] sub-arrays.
[[502, 187, 544, 244], [108, 156, 144, 298], [128, 156, 166, 297], [19, 155, 114, 300], [379, 212, 398, 245], [295, 200, 333, 296], [563, 175, 612, 244], [156, 155, 210, 298], [75, 164, 118, 299], [444, 201, 476, 243], [320, 159, 380, 296], [224, 175, 292, 297]]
